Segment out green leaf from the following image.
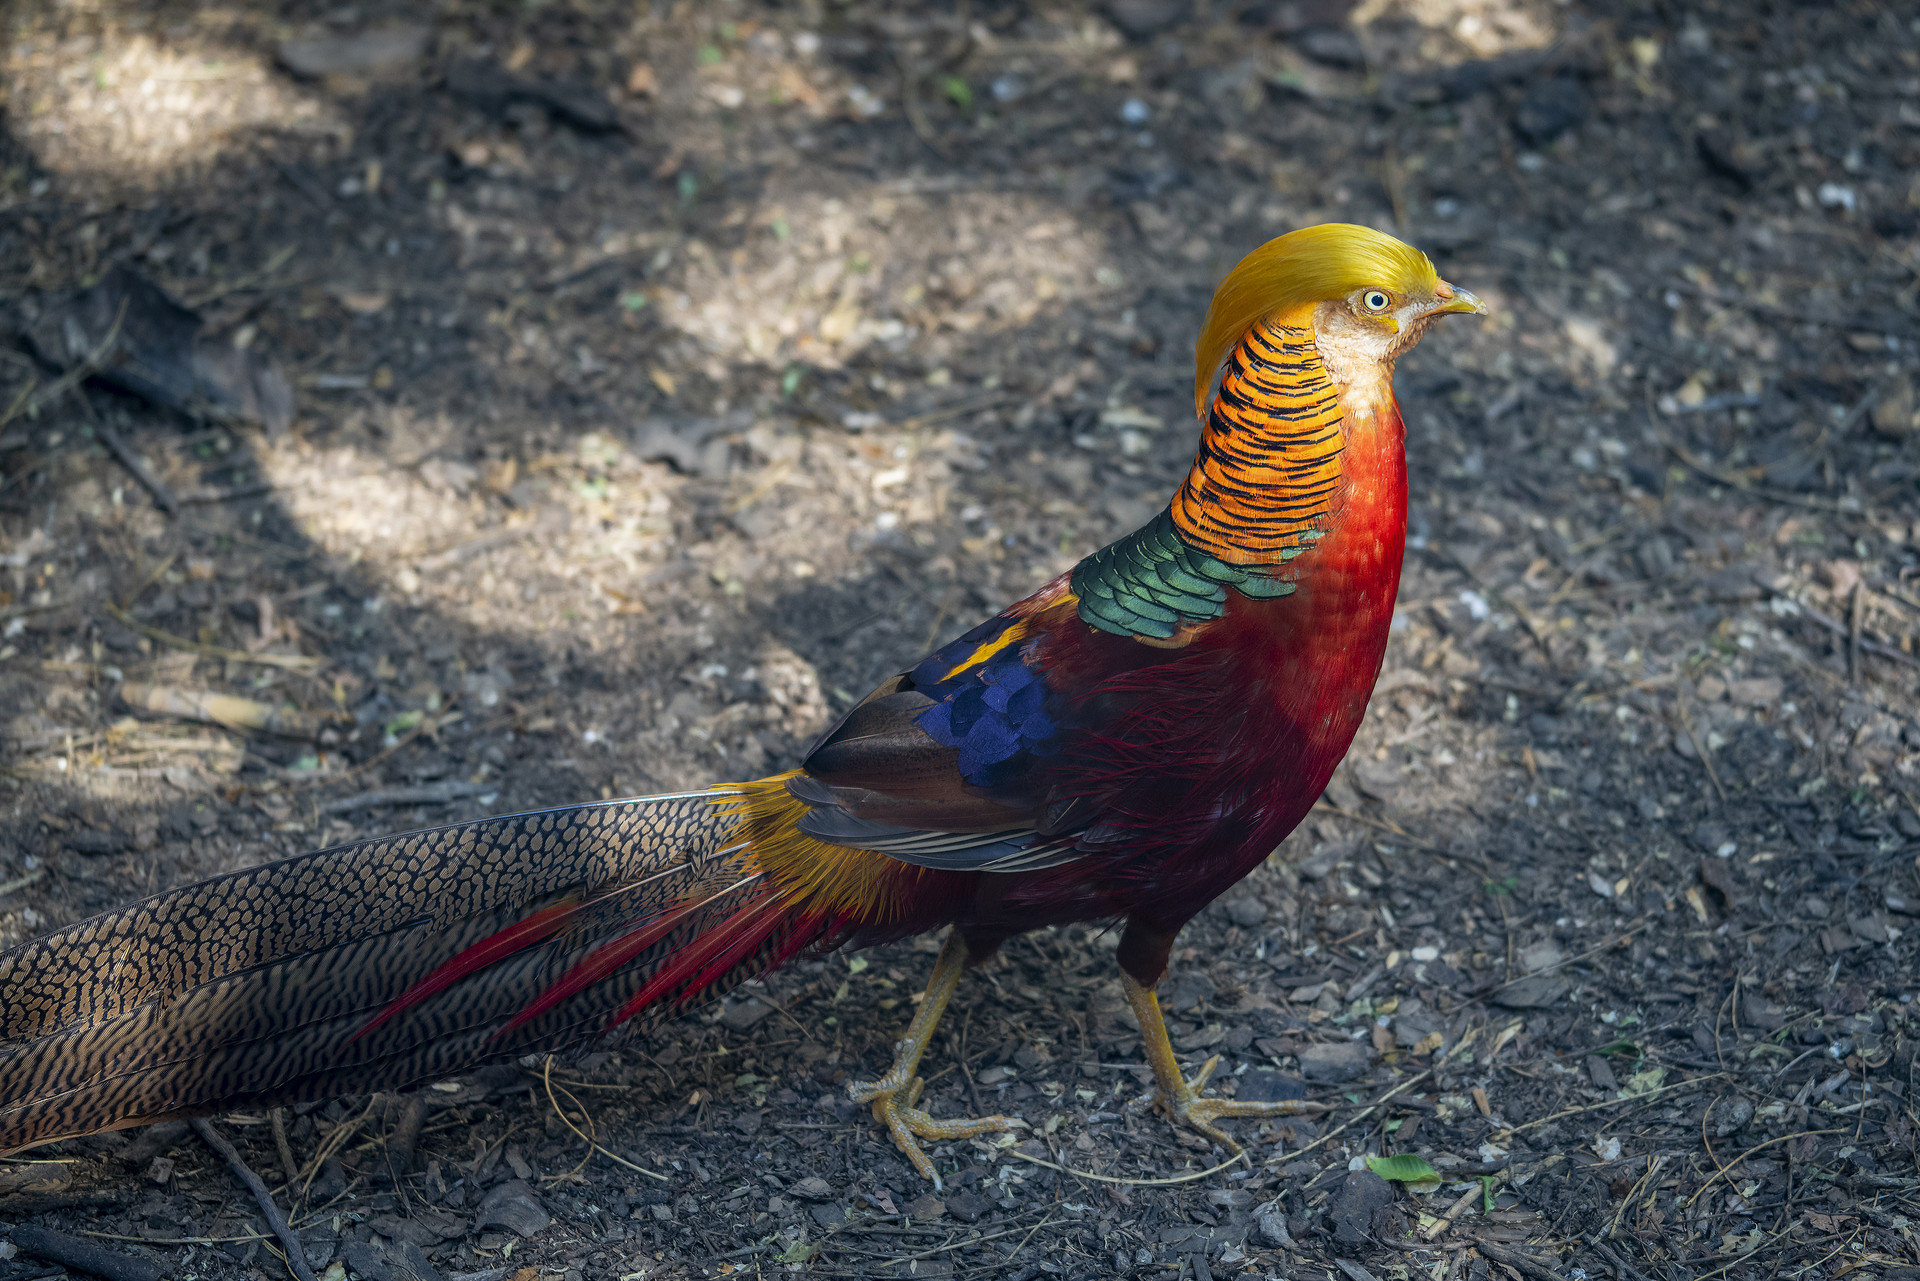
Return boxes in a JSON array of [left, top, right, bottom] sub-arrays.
[[937, 74, 973, 110], [781, 364, 805, 397], [1480, 1175, 1497, 1213], [1366, 1155, 1439, 1187], [384, 709, 424, 737], [1620, 1065, 1667, 1098], [618, 290, 650, 312]]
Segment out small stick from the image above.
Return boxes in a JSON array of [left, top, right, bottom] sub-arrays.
[[192, 1117, 319, 1281], [1673, 700, 1727, 804], [12, 1225, 163, 1281], [387, 1094, 426, 1176], [90, 416, 177, 513], [1422, 1169, 1508, 1239], [1477, 1240, 1567, 1281], [1849, 581, 1865, 686], [270, 1107, 300, 1185]]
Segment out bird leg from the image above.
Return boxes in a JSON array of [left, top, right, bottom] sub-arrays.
[[846, 928, 1024, 1186], [1120, 969, 1322, 1154]]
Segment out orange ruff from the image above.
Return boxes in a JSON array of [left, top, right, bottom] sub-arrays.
[[1171, 319, 1345, 564]]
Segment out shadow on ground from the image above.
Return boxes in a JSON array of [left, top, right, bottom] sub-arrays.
[[2, 1, 1919, 1278]]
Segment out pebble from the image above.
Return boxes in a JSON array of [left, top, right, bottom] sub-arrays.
[[1298, 1042, 1369, 1083]]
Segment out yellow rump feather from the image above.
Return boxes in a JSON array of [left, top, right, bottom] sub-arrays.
[[1192, 223, 1439, 418]]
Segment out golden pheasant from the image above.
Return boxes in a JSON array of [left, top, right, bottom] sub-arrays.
[[0, 223, 1483, 1182]]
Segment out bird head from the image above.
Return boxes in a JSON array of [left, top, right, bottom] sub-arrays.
[[1193, 223, 1486, 417]]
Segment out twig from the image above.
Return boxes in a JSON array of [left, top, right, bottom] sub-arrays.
[[1849, 581, 1865, 685], [1423, 1169, 1509, 1239], [1004, 1148, 1244, 1187], [0, 300, 128, 430], [1661, 434, 1855, 514], [322, 781, 488, 814], [1477, 1240, 1566, 1281], [297, 1097, 375, 1202], [540, 1057, 670, 1181], [896, 53, 948, 159], [0, 869, 46, 899], [1510, 1073, 1728, 1133], [11, 1225, 162, 1281], [1684, 1128, 1843, 1209], [1266, 1034, 1475, 1168], [104, 603, 322, 671], [192, 1117, 319, 1281], [90, 416, 176, 513], [1751, 575, 1920, 669], [1673, 701, 1727, 803], [270, 1107, 299, 1185], [1603, 1153, 1664, 1239]]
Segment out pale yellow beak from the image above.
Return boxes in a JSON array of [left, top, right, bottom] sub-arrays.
[[1429, 281, 1488, 317]]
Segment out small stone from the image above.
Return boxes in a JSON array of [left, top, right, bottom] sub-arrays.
[[1298, 1042, 1370, 1083], [906, 1194, 946, 1220], [809, 1203, 846, 1231], [1513, 75, 1587, 145], [1298, 29, 1367, 68], [1224, 895, 1268, 928], [1327, 1171, 1394, 1246], [1102, 0, 1191, 41], [719, 997, 774, 1030], [1518, 940, 1563, 974], [1726, 677, 1783, 707], [278, 25, 429, 79], [1708, 1095, 1754, 1138], [1165, 970, 1216, 1012], [475, 1180, 551, 1239], [64, 829, 128, 855], [1255, 1204, 1294, 1248], [1871, 377, 1915, 438], [790, 1176, 833, 1201], [1237, 1070, 1306, 1104], [945, 1189, 991, 1224], [1490, 975, 1569, 1009], [341, 1242, 393, 1281], [1350, 759, 1402, 800]]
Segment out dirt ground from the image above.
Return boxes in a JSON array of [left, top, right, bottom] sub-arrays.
[[3, 0, 1920, 1278]]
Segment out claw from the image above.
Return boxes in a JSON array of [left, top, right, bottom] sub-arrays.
[[848, 929, 1024, 1185], [1121, 970, 1325, 1156], [848, 1072, 1023, 1189], [1142, 1053, 1318, 1152]]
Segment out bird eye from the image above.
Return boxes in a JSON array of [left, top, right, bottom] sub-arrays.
[[1361, 290, 1392, 312]]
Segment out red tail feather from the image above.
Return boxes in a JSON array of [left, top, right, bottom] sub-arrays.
[[495, 895, 710, 1038], [353, 897, 583, 1042], [606, 894, 789, 1028]]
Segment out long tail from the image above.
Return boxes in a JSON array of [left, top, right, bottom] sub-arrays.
[[0, 782, 857, 1154]]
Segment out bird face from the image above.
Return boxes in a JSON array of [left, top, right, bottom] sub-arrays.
[[1315, 278, 1487, 371]]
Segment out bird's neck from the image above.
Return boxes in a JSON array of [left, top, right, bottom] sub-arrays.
[[1171, 314, 1400, 569]]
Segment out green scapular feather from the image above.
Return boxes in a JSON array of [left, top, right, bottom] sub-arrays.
[[1069, 509, 1306, 639]]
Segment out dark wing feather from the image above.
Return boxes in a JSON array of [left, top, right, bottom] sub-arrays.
[[795, 605, 1093, 873]]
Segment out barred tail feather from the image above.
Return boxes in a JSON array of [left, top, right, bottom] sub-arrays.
[[0, 785, 841, 1155]]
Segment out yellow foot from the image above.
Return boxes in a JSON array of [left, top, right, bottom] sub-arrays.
[[1135, 1054, 1324, 1153], [847, 1073, 1023, 1187]]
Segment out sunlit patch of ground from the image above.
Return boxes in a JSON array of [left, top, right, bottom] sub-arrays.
[[3, 26, 339, 188]]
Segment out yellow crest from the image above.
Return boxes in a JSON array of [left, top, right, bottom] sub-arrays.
[[1193, 224, 1439, 417]]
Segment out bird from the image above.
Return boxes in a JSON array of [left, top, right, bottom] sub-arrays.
[[0, 223, 1484, 1183]]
